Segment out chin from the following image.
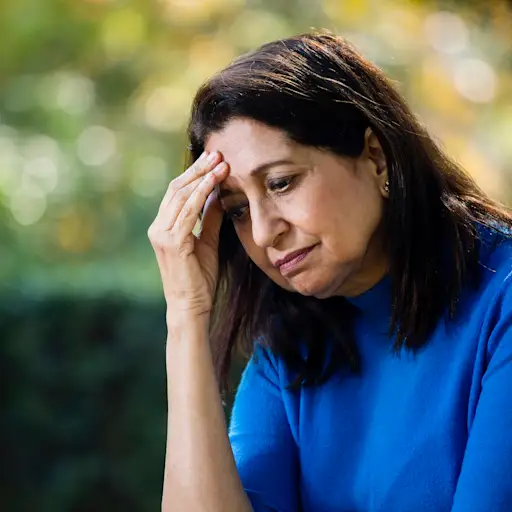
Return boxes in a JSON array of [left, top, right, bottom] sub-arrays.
[[268, 267, 342, 299], [287, 274, 337, 299]]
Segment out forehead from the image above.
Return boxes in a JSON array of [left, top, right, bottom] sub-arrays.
[[204, 118, 295, 176]]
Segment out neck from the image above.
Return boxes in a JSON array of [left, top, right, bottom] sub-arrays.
[[338, 226, 389, 298], [340, 261, 388, 298]]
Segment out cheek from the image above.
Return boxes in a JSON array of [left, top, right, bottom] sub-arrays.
[[234, 224, 267, 266], [322, 192, 383, 258], [277, 192, 324, 234]]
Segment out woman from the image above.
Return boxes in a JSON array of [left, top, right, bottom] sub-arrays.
[[148, 33, 512, 511]]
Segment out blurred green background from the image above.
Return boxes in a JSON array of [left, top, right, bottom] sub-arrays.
[[2, 0, 511, 510]]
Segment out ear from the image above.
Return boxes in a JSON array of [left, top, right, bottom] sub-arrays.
[[363, 127, 389, 197]]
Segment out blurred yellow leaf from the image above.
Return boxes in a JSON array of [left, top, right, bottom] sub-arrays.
[[136, 82, 195, 133], [159, 0, 243, 24], [322, 0, 369, 26], [186, 36, 236, 84], [415, 55, 474, 123], [56, 209, 95, 254], [101, 7, 146, 60], [444, 133, 503, 199], [226, 9, 292, 49]]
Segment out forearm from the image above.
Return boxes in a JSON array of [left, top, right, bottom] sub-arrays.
[[162, 317, 252, 512]]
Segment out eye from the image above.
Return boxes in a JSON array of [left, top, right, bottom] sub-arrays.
[[225, 204, 249, 222], [268, 176, 295, 193]]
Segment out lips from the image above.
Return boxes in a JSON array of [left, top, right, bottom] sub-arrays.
[[273, 245, 316, 271]]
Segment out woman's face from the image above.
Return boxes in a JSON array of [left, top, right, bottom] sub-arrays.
[[205, 118, 389, 298]]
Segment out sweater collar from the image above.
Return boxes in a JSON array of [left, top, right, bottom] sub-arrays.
[[344, 274, 392, 320]]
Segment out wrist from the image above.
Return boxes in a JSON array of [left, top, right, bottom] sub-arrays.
[[166, 312, 210, 342]]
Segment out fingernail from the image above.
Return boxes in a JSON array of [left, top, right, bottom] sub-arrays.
[[213, 162, 227, 173], [207, 151, 218, 163]]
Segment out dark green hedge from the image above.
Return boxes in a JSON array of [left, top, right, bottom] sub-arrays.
[[1, 294, 243, 512]]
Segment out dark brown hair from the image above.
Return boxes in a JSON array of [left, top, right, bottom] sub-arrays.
[[186, 32, 512, 392]]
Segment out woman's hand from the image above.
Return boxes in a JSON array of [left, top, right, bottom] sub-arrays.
[[148, 151, 229, 328], [153, 151, 253, 512]]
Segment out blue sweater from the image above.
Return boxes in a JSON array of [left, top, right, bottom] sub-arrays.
[[229, 228, 512, 511]]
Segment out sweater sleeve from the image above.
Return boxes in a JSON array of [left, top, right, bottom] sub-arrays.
[[228, 345, 300, 512], [451, 291, 512, 511]]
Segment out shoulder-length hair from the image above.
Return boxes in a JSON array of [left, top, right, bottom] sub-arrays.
[[186, 32, 512, 392]]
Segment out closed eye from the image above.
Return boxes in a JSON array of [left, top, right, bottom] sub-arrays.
[[224, 176, 298, 223], [268, 176, 295, 193], [225, 204, 249, 222]]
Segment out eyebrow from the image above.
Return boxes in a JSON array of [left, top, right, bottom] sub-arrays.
[[217, 158, 295, 199]]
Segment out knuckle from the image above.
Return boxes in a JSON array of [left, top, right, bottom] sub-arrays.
[[181, 205, 193, 219], [167, 231, 181, 248], [176, 242, 191, 258], [148, 223, 166, 245], [194, 158, 211, 176], [193, 158, 207, 172], [198, 172, 209, 185], [174, 184, 193, 201], [153, 232, 174, 252], [167, 180, 179, 195], [152, 238, 164, 251], [147, 223, 157, 240], [174, 188, 188, 202], [203, 172, 215, 186], [189, 161, 200, 174]]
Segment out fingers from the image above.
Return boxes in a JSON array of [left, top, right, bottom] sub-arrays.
[[153, 150, 223, 232], [148, 149, 228, 256], [172, 162, 228, 240], [197, 187, 224, 248], [158, 160, 228, 233], [158, 151, 221, 215]]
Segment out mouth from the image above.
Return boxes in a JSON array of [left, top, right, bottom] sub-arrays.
[[273, 245, 317, 276]]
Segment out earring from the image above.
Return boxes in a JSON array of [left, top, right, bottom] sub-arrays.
[[383, 180, 389, 194]]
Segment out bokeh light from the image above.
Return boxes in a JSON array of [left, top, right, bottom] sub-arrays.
[[3, 2, 512, 510], [0, 0, 510, 292]]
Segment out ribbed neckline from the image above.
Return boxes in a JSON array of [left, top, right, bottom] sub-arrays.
[[344, 274, 392, 320]]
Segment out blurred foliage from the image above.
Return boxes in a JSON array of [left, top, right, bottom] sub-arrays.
[[2, 295, 167, 511], [1, 0, 511, 295], [1, 295, 244, 511], [2, 0, 512, 510]]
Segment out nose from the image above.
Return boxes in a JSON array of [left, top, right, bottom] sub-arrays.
[[250, 200, 288, 248]]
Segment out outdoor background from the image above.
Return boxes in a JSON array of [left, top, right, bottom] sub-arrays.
[[2, 0, 511, 510]]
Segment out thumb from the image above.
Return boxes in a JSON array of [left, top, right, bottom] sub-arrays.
[[197, 189, 224, 249]]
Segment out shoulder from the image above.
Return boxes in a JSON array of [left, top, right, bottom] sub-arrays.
[[246, 339, 306, 393], [469, 224, 512, 359], [476, 224, 512, 303], [241, 340, 284, 391], [478, 222, 512, 266], [251, 340, 281, 373]]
